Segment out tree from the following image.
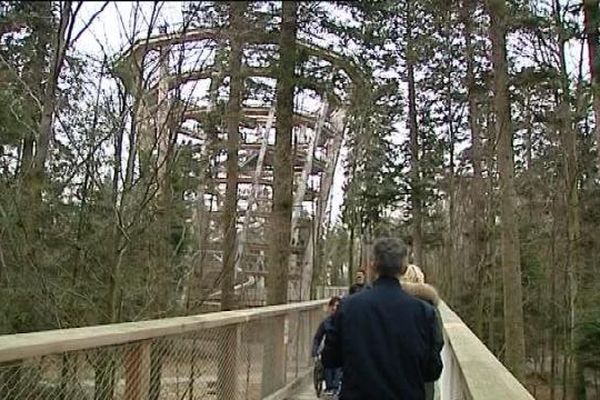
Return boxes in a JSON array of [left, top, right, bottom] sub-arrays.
[[261, 2, 297, 397], [405, 0, 424, 267], [583, 0, 600, 171], [220, 1, 246, 312], [454, 0, 491, 336], [267, 0, 297, 306], [550, 1, 585, 396], [215, 4, 246, 399], [487, 0, 526, 380], [337, 2, 404, 280]]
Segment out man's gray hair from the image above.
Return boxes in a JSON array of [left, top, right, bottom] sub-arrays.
[[373, 237, 408, 277]]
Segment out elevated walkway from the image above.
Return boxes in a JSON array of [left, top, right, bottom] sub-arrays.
[[0, 295, 533, 400]]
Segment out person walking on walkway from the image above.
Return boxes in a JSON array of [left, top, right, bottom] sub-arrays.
[[312, 296, 343, 396], [329, 237, 443, 400], [349, 269, 367, 295], [402, 264, 426, 284], [400, 264, 443, 400]]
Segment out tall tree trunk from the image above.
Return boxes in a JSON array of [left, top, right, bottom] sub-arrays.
[[31, 2, 75, 192], [348, 224, 355, 286], [17, 1, 50, 182], [220, 1, 245, 312], [217, 6, 246, 400], [555, 1, 584, 396], [488, 0, 526, 380], [267, 0, 297, 306], [108, 100, 126, 325], [444, 5, 458, 303], [550, 218, 557, 400], [485, 101, 498, 350], [16, 2, 53, 266], [584, 0, 600, 172], [190, 70, 223, 312], [19, 138, 34, 179], [406, 2, 423, 267], [464, 0, 487, 333], [262, 4, 297, 396]]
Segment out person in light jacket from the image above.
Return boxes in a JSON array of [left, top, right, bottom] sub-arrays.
[[400, 264, 443, 400]]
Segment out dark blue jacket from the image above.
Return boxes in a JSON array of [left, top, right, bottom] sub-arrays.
[[329, 276, 443, 400], [312, 315, 337, 368], [349, 282, 372, 295]]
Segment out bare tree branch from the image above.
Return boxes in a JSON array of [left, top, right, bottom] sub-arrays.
[[69, 1, 110, 47]]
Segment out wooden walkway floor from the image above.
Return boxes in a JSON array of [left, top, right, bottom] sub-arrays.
[[287, 380, 318, 400]]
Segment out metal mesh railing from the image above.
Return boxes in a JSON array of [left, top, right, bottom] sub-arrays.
[[316, 286, 348, 299], [0, 301, 326, 400]]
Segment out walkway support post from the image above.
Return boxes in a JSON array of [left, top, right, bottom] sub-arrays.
[[217, 324, 240, 400], [261, 315, 288, 396], [124, 341, 151, 400]]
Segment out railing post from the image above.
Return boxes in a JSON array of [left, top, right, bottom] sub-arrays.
[[261, 314, 287, 397], [299, 310, 311, 368], [306, 307, 321, 370], [217, 324, 240, 400], [95, 348, 116, 400], [302, 311, 313, 368], [311, 306, 322, 338], [124, 341, 151, 400], [295, 311, 301, 378]]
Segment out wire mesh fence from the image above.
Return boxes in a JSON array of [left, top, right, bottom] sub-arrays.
[[315, 286, 347, 299], [0, 302, 326, 400]]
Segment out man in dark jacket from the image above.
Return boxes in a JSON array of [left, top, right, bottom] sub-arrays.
[[312, 296, 342, 395], [349, 269, 367, 295], [329, 237, 443, 400]]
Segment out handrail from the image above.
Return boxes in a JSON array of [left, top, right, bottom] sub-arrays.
[[438, 301, 534, 400], [0, 299, 326, 364], [0, 297, 535, 400]]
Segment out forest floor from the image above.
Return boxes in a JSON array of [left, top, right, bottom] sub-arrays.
[[526, 378, 600, 400]]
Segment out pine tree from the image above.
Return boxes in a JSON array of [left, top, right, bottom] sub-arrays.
[[488, 0, 526, 380], [584, 0, 600, 172], [220, 1, 246, 312], [267, 0, 297, 306]]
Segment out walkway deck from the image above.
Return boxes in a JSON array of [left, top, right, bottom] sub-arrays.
[[287, 381, 317, 399]]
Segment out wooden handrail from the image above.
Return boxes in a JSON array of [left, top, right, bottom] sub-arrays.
[[438, 301, 535, 400], [0, 300, 326, 363]]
